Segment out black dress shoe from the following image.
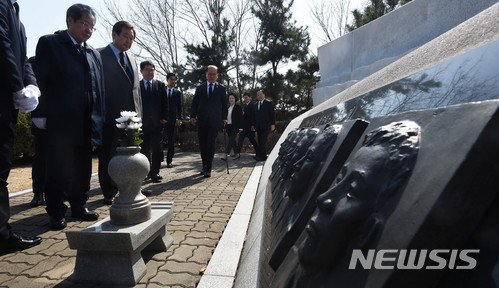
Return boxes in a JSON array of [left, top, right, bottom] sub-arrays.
[[204, 172, 211, 178], [49, 217, 67, 231], [103, 196, 114, 205], [141, 189, 152, 196], [30, 193, 44, 207], [0, 232, 42, 252], [150, 174, 163, 183], [71, 208, 99, 221], [200, 169, 206, 176], [166, 163, 173, 168]]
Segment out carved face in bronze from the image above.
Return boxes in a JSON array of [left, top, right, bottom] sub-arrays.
[[287, 125, 341, 199], [297, 121, 420, 274], [298, 145, 389, 272]]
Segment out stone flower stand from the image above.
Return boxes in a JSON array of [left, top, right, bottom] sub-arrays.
[[66, 146, 174, 285]]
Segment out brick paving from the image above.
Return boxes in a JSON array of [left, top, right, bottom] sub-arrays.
[[1, 152, 258, 288]]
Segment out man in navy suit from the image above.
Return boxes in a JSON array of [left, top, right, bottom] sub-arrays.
[[33, 4, 105, 230], [164, 73, 183, 168], [235, 92, 258, 157], [252, 89, 276, 161], [0, 0, 42, 252], [190, 65, 227, 178], [139, 60, 167, 182], [98, 21, 142, 204]]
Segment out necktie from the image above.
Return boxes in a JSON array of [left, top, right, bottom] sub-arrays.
[[75, 43, 83, 54], [119, 52, 126, 70], [13, 2, 20, 29], [258, 101, 261, 110], [168, 88, 172, 98], [209, 83, 213, 98], [146, 81, 151, 93]]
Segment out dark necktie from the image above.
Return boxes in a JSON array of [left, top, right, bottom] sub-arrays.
[[13, 2, 20, 26], [168, 88, 172, 98], [146, 81, 151, 93], [119, 52, 126, 70], [258, 101, 261, 110], [209, 83, 213, 98]]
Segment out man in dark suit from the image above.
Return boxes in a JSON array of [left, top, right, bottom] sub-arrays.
[[235, 92, 258, 157], [32, 4, 105, 230], [98, 21, 142, 204], [0, 0, 42, 252], [190, 65, 227, 178], [139, 60, 167, 182], [164, 73, 183, 168], [252, 89, 276, 161]]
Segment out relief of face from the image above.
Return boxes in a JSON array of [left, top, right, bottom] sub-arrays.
[[287, 126, 338, 199], [298, 145, 389, 273], [281, 128, 319, 180]]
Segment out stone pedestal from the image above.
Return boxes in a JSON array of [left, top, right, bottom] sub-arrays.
[[65, 202, 174, 286]]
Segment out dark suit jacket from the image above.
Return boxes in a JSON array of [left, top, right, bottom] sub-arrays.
[[0, 1, 37, 122], [140, 79, 167, 132], [165, 87, 183, 125], [32, 31, 105, 146], [190, 82, 227, 128], [98, 45, 142, 123], [253, 98, 276, 131], [228, 104, 242, 130], [241, 102, 255, 131]]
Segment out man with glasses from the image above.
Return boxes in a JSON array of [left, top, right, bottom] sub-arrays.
[[32, 4, 105, 230], [98, 21, 142, 204]]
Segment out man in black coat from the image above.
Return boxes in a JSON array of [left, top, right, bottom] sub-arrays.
[[252, 89, 276, 161], [98, 21, 142, 205], [235, 92, 258, 157], [32, 4, 105, 230], [139, 60, 167, 182], [190, 65, 227, 178], [164, 73, 183, 168], [0, 0, 42, 252]]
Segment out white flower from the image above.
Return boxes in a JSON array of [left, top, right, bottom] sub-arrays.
[[115, 116, 129, 123], [127, 122, 142, 130], [131, 116, 141, 122], [116, 123, 127, 129], [120, 111, 137, 117]]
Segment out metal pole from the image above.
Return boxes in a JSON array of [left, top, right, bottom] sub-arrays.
[[223, 128, 229, 174]]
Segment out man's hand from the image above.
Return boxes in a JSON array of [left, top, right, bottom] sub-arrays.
[[251, 125, 255, 132], [270, 124, 276, 132], [223, 120, 227, 126], [190, 118, 197, 126], [160, 119, 167, 124], [177, 119, 182, 127], [32, 117, 47, 129]]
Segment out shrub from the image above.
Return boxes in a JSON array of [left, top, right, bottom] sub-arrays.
[[12, 111, 35, 163]]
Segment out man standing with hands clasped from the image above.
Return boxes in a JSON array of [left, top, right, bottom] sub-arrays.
[[164, 73, 183, 168], [252, 89, 275, 161], [98, 21, 142, 205], [139, 60, 167, 183], [0, 0, 42, 251], [190, 65, 227, 178]]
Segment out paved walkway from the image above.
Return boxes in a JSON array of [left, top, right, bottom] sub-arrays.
[[0, 152, 258, 288]]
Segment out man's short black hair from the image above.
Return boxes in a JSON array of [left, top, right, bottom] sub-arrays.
[[66, 4, 96, 24], [140, 60, 155, 70], [166, 73, 177, 80]]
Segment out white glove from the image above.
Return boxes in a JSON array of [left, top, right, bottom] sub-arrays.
[[13, 85, 41, 113], [32, 117, 47, 129]]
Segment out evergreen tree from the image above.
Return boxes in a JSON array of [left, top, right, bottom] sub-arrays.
[[347, 0, 412, 31]]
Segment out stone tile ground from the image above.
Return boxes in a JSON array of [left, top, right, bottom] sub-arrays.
[[1, 152, 257, 288]]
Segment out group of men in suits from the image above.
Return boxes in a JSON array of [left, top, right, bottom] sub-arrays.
[[139, 61, 183, 183], [190, 65, 276, 176]]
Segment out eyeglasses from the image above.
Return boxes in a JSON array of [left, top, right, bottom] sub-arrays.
[[79, 21, 96, 32]]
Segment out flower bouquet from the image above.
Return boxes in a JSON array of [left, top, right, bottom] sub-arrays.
[[116, 111, 143, 146]]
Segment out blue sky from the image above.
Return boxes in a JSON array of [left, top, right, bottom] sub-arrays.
[[19, 0, 365, 57]]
